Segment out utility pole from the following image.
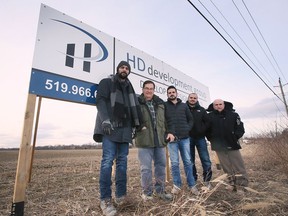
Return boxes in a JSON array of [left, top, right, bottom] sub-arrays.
[[275, 78, 288, 117]]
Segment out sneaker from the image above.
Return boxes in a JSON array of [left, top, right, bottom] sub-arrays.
[[190, 186, 200, 196], [115, 195, 126, 206], [204, 182, 212, 190], [100, 199, 117, 216], [156, 192, 173, 201], [141, 193, 153, 201], [171, 185, 181, 195]]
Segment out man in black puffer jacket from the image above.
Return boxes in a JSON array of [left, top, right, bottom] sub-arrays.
[[206, 99, 248, 190], [165, 86, 199, 196]]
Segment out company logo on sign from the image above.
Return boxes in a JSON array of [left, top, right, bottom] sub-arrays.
[[51, 19, 109, 72]]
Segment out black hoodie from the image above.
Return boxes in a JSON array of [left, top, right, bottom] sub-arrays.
[[186, 101, 210, 138]]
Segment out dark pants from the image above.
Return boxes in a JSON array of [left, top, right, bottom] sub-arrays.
[[216, 150, 248, 186], [190, 137, 212, 182]]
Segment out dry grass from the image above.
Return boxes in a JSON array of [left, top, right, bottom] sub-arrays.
[[254, 132, 288, 176], [1, 139, 288, 215]]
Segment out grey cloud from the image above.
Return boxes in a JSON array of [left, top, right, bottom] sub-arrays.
[[238, 97, 286, 119]]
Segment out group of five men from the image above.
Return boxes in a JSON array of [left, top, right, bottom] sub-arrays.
[[93, 61, 248, 216]]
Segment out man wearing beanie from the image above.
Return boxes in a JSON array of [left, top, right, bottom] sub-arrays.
[[93, 60, 142, 216]]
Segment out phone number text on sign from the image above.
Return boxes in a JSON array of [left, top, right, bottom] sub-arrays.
[[29, 69, 98, 105]]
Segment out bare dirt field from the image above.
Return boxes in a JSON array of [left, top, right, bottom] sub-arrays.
[[1, 142, 288, 215]]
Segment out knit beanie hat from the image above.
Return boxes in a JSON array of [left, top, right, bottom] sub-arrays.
[[117, 61, 131, 74]]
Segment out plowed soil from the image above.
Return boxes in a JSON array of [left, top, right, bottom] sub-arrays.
[[1, 142, 288, 215]]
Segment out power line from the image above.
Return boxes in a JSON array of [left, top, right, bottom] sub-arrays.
[[199, 0, 287, 112], [186, 0, 284, 103], [274, 78, 288, 117], [209, 0, 276, 87], [242, 0, 287, 84], [272, 97, 288, 120], [232, 0, 280, 83]]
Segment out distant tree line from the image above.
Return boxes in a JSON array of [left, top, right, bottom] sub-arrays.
[[0, 142, 135, 150]]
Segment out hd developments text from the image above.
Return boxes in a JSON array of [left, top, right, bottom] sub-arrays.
[[127, 55, 207, 100], [127, 56, 194, 92]]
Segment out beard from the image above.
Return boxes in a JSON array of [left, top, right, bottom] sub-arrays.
[[168, 95, 176, 100], [118, 72, 128, 79]]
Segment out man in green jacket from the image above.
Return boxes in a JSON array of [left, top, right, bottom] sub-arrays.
[[135, 80, 174, 201]]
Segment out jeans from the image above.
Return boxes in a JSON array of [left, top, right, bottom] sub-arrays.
[[190, 137, 212, 182], [138, 147, 166, 195], [99, 136, 129, 200], [167, 137, 196, 188]]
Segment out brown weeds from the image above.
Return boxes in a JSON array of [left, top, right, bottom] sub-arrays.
[[1, 139, 288, 216]]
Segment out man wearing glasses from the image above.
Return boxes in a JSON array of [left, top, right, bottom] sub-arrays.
[[134, 80, 174, 201]]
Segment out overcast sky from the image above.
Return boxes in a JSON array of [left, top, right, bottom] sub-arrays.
[[1, 0, 287, 148]]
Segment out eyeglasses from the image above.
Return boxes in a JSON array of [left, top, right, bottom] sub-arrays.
[[190, 97, 197, 99]]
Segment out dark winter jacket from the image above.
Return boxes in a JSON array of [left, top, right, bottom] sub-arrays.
[[134, 94, 167, 148], [165, 98, 193, 139], [186, 101, 210, 139], [206, 101, 245, 151], [93, 75, 141, 143]]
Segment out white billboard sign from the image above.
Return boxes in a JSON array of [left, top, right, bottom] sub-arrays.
[[29, 4, 210, 107]]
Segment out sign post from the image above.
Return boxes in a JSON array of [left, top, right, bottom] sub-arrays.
[[11, 94, 37, 216]]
